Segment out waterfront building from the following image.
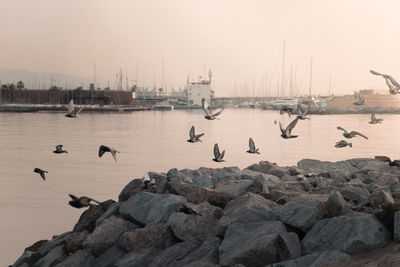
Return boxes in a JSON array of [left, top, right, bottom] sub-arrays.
[[187, 70, 212, 106]]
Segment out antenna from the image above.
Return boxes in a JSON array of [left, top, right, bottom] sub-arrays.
[[281, 39, 286, 97], [94, 61, 96, 89], [161, 53, 165, 95], [309, 57, 313, 96]]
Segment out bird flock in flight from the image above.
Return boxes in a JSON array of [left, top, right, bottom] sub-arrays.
[[32, 97, 383, 208]]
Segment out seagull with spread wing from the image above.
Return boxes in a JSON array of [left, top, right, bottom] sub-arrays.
[[335, 140, 352, 148], [65, 99, 83, 118], [337, 127, 368, 139], [68, 194, 100, 208], [370, 70, 400, 94], [202, 98, 224, 120], [98, 145, 120, 162], [369, 113, 383, 124], [213, 143, 225, 162], [279, 106, 293, 117], [187, 126, 204, 143], [247, 138, 260, 154], [296, 104, 310, 120], [34, 168, 48, 180], [374, 156, 400, 167], [53, 144, 68, 154], [279, 118, 299, 139]]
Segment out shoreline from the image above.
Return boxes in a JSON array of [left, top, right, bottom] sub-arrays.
[[11, 157, 400, 266]]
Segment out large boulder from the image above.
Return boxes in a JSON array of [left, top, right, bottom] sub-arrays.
[[267, 250, 351, 267], [55, 250, 91, 267], [340, 186, 370, 206], [395, 211, 400, 242], [297, 159, 330, 175], [220, 193, 277, 226], [119, 223, 177, 252], [32, 245, 67, 267], [326, 191, 349, 217], [116, 248, 160, 267], [265, 188, 303, 205], [302, 213, 390, 254], [119, 179, 148, 201], [245, 161, 278, 174], [119, 192, 187, 225], [214, 179, 264, 198], [233, 169, 281, 193], [327, 161, 358, 182], [73, 200, 115, 232], [167, 182, 232, 208], [82, 216, 136, 257], [275, 196, 325, 232], [370, 189, 395, 209], [219, 221, 301, 266], [168, 202, 223, 241], [65, 230, 89, 254], [167, 168, 193, 183]]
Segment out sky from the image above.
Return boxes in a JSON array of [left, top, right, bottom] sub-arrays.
[[0, 0, 400, 96]]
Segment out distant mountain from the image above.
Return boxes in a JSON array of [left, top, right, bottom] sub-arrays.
[[0, 69, 106, 89]]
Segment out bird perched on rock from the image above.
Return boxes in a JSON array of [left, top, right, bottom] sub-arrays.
[[187, 126, 204, 143], [213, 143, 225, 162], [279, 118, 299, 139], [65, 99, 83, 118], [98, 145, 119, 162], [369, 113, 383, 124], [202, 98, 224, 120], [68, 194, 100, 208], [337, 127, 368, 139], [279, 106, 293, 117], [247, 138, 260, 154], [374, 156, 400, 167], [296, 104, 310, 120], [334, 140, 352, 148], [53, 145, 68, 154], [175, 204, 202, 216], [34, 168, 48, 180]]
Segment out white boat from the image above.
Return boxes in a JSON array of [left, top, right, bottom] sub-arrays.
[[153, 102, 174, 110]]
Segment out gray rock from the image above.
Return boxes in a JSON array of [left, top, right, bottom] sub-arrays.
[[65, 230, 89, 254], [118, 179, 148, 201], [340, 186, 370, 205], [95, 202, 121, 227], [220, 193, 276, 226], [192, 175, 216, 188], [265, 188, 304, 205], [302, 213, 390, 254], [83, 216, 135, 257], [326, 191, 349, 217], [116, 248, 160, 267], [297, 159, 330, 175], [370, 189, 395, 209], [32, 232, 71, 262], [55, 250, 91, 267], [32, 245, 67, 267], [394, 211, 400, 242], [268, 250, 351, 267], [233, 169, 281, 193], [327, 161, 358, 182], [168, 202, 223, 241], [275, 196, 325, 232], [219, 221, 301, 266], [167, 168, 193, 183], [267, 166, 291, 178], [92, 245, 126, 267], [119, 223, 176, 252], [245, 161, 278, 175], [215, 179, 263, 198], [73, 200, 115, 232], [370, 173, 399, 189], [119, 192, 187, 225], [12, 250, 33, 267]]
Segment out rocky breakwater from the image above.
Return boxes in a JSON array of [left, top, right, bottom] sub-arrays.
[[12, 158, 400, 267]]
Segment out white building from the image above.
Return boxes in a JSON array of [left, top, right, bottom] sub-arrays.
[[187, 70, 212, 106]]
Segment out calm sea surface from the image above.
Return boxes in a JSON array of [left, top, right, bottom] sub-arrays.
[[1, 109, 399, 264]]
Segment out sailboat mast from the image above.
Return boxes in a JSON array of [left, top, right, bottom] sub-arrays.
[[281, 39, 286, 97], [309, 57, 313, 96]]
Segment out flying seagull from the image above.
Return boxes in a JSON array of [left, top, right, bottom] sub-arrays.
[[279, 118, 299, 139], [296, 104, 310, 120], [370, 70, 400, 94], [247, 138, 260, 154], [335, 140, 352, 148], [369, 113, 383, 124], [279, 106, 293, 117], [53, 145, 68, 154], [98, 145, 120, 162], [213, 143, 225, 162], [34, 168, 48, 180], [374, 156, 400, 167], [187, 126, 204, 142], [202, 98, 224, 120], [65, 99, 83, 118], [68, 194, 100, 208], [337, 127, 368, 139]]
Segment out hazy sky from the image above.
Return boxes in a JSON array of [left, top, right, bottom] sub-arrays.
[[1, 0, 400, 96]]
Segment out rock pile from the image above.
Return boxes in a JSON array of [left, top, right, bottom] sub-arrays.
[[12, 158, 400, 267]]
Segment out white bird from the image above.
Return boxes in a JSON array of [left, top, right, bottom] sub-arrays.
[[202, 98, 224, 120], [65, 99, 83, 118], [370, 70, 400, 94]]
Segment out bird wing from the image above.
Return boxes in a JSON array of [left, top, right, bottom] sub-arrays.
[[40, 171, 46, 180], [286, 118, 298, 135], [350, 131, 368, 139], [75, 106, 83, 115], [212, 108, 224, 117], [279, 121, 285, 135], [303, 105, 310, 116], [370, 70, 383, 76], [195, 133, 205, 139], [218, 150, 225, 161], [67, 99, 74, 114], [98, 145, 107, 157], [337, 126, 346, 133], [371, 113, 376, 121], [375, 155, 391, 163], [249, 138, 255, 152], [111, 149, 118, 162], [297, 104, 303, 116], [213, 144, 220, 159], [55, 145, 63, 152], [202, 98, 211, 116], [334, 141, 345, 148], [189, 126, 195, 140], [69, 194, 79, 201]]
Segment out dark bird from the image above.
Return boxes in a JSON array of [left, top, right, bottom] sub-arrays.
[[353, 92, 365, 105], [335, 140, 352, 148], [33, 168, 48, 180], [369, 113, 383, 124], [374, 156, 400, 167], [213, 143, 225, 162], [202, 98, 224, 120], [65, 99, 83, 118], [247, 137, 260, 154], [296, 104, 310, 120], [53, 144, 68, 154], [187, 126, 204, 143], [175, 204, 202, 216], [370, 70, 400, 95], [279, 106, 293, 117], [98, 145, 120, 162], [279, 118, 299, 139], [68, 194, 100, 208], [337, 127, 368, 139]]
